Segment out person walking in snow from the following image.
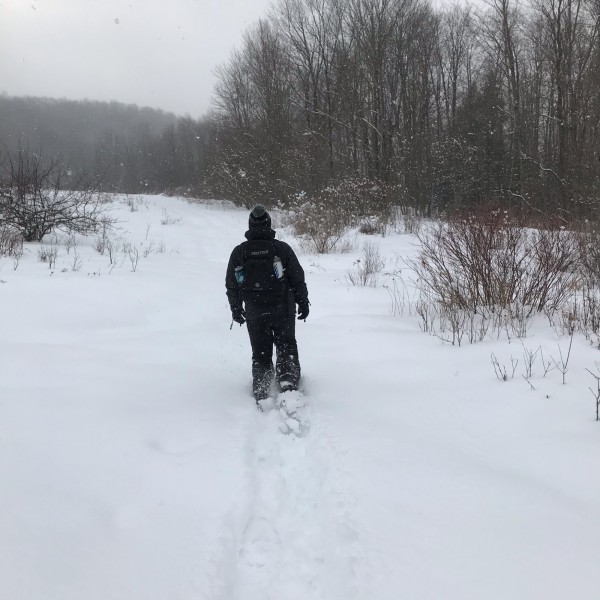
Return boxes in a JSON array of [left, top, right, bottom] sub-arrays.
[[226, 205, 310, 405]]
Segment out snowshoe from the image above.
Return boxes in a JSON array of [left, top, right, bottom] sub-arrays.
[[278, 380, 297, 393]]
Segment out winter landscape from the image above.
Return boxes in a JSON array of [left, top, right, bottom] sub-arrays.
[[1, 194, 600, 600], [3, 0, 600, 597]]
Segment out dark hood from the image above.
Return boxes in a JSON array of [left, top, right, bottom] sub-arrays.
[[245, 227, 276, 241]]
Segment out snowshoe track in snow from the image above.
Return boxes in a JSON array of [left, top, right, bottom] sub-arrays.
[[239, 515, 282, 569], [278, 391, 310, 436], [228, 393, 366, 600]]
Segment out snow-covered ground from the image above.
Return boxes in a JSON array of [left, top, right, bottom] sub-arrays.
[[1, 195, 599, 600]]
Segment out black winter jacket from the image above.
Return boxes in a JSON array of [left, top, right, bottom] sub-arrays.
[[226, 227, 309, 320]]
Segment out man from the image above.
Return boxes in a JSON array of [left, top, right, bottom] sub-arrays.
[[226, 205, 309, 405]]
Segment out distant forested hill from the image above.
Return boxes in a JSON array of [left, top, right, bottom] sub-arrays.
[[0, 95, 209, 194]]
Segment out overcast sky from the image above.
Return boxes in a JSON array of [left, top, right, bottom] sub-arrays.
[[0, 0, 274, 118]]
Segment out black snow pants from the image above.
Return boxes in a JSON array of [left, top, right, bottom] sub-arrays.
[[246, 306, 300, 400]]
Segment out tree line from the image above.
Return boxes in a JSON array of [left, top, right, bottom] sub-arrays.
[[0, 95, 209, 195], [208, 0, 600, 220], [2, 0, 599, 222]]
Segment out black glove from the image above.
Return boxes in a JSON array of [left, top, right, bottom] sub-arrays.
[[232, 306, 246, 325], [297, 300, 309, 321]]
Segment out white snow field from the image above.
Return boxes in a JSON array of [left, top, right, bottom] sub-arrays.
[[1, 195, 600, 600]]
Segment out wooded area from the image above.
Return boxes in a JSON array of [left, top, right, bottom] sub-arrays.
[[2, 0, 599, 221], [0, 96, 208, 195], [210, 0, 600, 220]]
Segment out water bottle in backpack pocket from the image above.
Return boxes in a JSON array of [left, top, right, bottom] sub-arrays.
[[273, 255, 284, 279], [234, 265, 245, 284]]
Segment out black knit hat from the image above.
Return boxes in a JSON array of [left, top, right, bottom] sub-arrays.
[[249, 205, 271, 229]]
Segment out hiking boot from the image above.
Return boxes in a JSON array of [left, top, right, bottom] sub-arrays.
[[279, 380, 297, 393]]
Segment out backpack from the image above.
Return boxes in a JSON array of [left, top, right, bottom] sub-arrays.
[[239, 239, 286, 304]]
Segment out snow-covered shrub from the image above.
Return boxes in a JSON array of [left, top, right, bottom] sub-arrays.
[[37, 245, 58, 268], [414, 300, 494, 346], [63, 232, 77, 254], [285, 192, 349, 254], [160, 209, 181, 225], [94, 216, 114, 255], [105, 239, 120, 266], [384, 274, 418, 317], [586, 364, 600, 421], [552, 280, 600, 345], [490, 353, 518, 381], [577, 226, 600, 282], [283, 179, 400, 253], [123, 242, 140, 272], [347, 242, 385, 287], [70, 250, 83, 272], [412, 207, 581, 342], [400, 206, 423, 235], [0, 150, 108, 242], [0, 226, 23, 258], [414, 210, 580, 316], [359, 216, 385, 235], [535, 226, 600, 343], [0, 225, 24, 270]]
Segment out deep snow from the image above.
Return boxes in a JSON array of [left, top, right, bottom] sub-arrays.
[[1, 195, 599, 600]]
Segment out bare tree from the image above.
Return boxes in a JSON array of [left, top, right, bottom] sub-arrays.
[[0, 149, 107, 242], [205, 0, 600, 221]]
